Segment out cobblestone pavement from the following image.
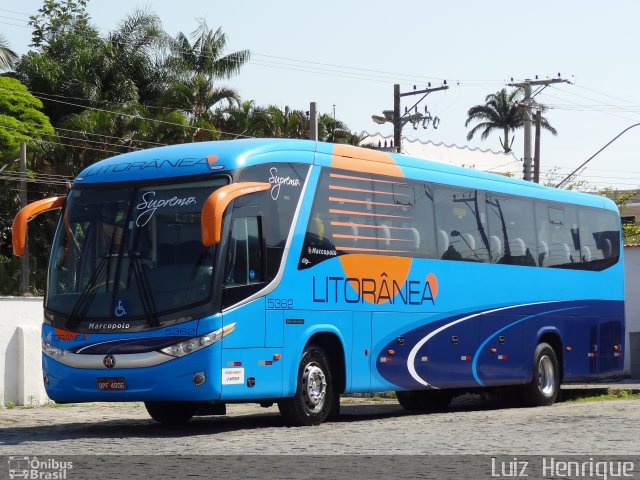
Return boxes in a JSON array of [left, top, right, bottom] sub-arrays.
[[1, 395, 639, 456]]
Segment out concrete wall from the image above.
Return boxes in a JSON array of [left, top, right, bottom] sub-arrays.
[[0, 297, 47, 406], [0, 246, 638, 406], [624, 246, 640, 376]]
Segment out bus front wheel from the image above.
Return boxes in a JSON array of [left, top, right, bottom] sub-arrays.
[[278, 344, 335, 426], [521, 342, 560, 407], [144, 401, 197, 424]]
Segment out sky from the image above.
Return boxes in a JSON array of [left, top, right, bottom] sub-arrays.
[[3, 0, 640, 191]]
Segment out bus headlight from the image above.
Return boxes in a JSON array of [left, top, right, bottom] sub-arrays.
[[42, 340, 68, 359], [160, 323, 236, 358]]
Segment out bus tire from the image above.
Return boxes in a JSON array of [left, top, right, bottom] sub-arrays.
[[278, 344, 334, 426], [521, 342, 560, 407], [396, 391, 419, 411], [144, 401, 197, 424]]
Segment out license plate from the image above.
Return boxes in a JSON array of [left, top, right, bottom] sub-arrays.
[[97, 377, 127, 391]]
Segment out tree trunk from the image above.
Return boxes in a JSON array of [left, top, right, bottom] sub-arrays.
[[503, 127, 510, 153]]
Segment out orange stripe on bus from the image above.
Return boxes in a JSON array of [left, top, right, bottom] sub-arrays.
[[328, 197, 400, 207], [328, 185, 399, 196], [332, 233, 413, 242], [335, 246, 411, 253], [329, 209, 410, 219], [329, 173, 407, 185], [330, 221, 415, 231], [332, 144, 404, 177]]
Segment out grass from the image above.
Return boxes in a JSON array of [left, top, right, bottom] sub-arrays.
[[43, 401, 76, 408], [565, 389, 640, 403]]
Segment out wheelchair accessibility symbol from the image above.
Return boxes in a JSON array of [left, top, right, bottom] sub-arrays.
[[114, 300, 128, 317]]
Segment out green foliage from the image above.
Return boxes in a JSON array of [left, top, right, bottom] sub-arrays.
[[0, 77, 54, 162], [29, 0, 91, 48], [566, 389, 640, 403], [465, 88, 557, 153], [0, 34, 18, 70], [0, 1, 368, 296]]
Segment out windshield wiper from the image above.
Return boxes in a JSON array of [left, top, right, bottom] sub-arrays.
[[65, 255, 111, 330], [127, 252, 159, 327]]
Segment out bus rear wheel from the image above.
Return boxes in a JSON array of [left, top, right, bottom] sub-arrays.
[[278, 344, 335, 426], [144, 401, 198, 424], [396, 390, 453, 412], [521, 342, 560, 407]]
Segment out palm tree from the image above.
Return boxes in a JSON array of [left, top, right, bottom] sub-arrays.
[[213, 100, 273, 138], [465, 88, 557, 153], [101, 9, 167, 104], [0, 34, 18, 70], [164, 20, 249, 127], [170, 20, 249, 81]]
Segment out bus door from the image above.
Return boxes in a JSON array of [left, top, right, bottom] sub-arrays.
[[219, 206, 286, 398], [599, 319, 623, 376], [220, 207, 267, 348]]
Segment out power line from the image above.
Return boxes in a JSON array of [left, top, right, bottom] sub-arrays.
[[0, 122, 143, 151], [4, 12, 508, 88], [0, 86, 253, 140], [0, 7, 31, 16]]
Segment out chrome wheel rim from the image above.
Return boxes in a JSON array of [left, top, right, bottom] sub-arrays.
[[537, 355, 555, 396], [302, 363, 327, 412]]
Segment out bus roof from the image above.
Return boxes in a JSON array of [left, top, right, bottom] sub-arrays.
[[74, 138, 616, 212]]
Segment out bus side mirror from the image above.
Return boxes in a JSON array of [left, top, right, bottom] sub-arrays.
[[12, 196, 67, 256], [201, 182, 271, 247]]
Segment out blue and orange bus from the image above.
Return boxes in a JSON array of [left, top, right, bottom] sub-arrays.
[[13, 139, 624, 425]]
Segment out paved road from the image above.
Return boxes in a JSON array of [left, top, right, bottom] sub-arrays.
[[1, 395, 639, 456]]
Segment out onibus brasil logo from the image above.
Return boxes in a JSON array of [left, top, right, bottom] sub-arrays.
[[8, 456, 73, 479]]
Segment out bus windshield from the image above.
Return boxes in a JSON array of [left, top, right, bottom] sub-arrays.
[[46, 177, 228, 329]]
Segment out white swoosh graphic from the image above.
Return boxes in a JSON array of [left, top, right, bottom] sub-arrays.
[[407, 301, 558, 388]]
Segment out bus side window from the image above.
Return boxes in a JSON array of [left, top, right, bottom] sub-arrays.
[[487, 195, 537, 267], [578, 208, 620, 271], [535, 202, 580, 269], [434, 187, 489, 262]]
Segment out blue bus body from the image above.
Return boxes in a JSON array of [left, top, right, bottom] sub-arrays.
[[26, 139, 623, 423]]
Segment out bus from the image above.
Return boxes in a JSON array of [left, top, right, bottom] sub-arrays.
[[13, 139, 624, 425]]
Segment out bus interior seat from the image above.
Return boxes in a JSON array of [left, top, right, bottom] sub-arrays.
[[409, 227, 420, 250], [489, 235, 502, 262], [603, 238, 612, 258], [509, 238, 526, 257], [344, 222, 358, 244], [437, 229, 449, 255], [462, 232, 476, 253], [581, 245, 592, 263], [538, 241, 549, 266], [380, 224, 391, 247], [550, 242, 571, 265]]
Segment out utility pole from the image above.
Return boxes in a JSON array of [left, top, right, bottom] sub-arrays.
[[19, 142, 29, 295], [373, 82, 449, 153], [533, 110, 542, 183], [508, 76, 571, 181], [309, 102, 318, 141], [393, 84, 401, 154]]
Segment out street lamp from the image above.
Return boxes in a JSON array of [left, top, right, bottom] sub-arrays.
[[371, 83, 448, 153], [556, 122, 640, 188]]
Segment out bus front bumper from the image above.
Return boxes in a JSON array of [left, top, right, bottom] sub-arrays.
[[42, 345, 221, 403]]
